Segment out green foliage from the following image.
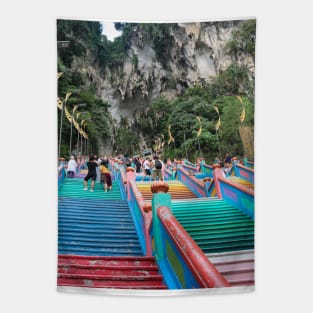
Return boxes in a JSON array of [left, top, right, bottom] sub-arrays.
[[57, 20, 255, 161], [226, 19, 256, 59], [136, 76, 254, 162], [209, 64, 250, 97], [114, 117, 140, 156], [213, 96, 254, 157]]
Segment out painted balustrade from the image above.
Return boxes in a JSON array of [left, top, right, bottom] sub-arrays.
[[200, 163, 214, 178], [203, 177, 217, 197], [176, 167, 207, 197], [213, 167, 254, 219], [233, 163, 254, 184], [151, 183, 230, 289], [182, 163, 198, 173], [126, 168, 152, 256], [164, 166, 176, 180], [115, 164, 127, 200], [183, 159, 197, 168], [58, 165, 66, 188], [247, 161, 254, 168]]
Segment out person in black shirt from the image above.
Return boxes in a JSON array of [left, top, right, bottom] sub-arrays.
[[224, 153, 232, 165], [83, 155, 98, 192], [133, 157, 141, 173]]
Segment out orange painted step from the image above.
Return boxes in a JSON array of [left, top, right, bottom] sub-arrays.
[[228, 176, 254, 190], [136, 181, 197, 201]]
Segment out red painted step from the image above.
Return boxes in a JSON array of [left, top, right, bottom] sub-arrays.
[[58, 255, 167, 289], [57, 278, 167, 289]]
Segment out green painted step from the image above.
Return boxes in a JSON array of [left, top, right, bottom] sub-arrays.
[[171, 198, 254, 254], [58, 178, 122, 200]]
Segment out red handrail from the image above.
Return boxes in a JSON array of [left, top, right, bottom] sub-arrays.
[[158, 206, 230, 288]]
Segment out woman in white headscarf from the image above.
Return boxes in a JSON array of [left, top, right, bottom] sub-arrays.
[[67, 156, 77, 178]]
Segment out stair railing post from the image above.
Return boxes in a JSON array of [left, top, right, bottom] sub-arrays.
[[151, 182, 171, 261], [126, 167, 136, 201], [213, 164, 223, 198]]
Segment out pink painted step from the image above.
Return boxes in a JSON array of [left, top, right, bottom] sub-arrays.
[[58, 255, 167, 289], [206, 250, 255, 286]]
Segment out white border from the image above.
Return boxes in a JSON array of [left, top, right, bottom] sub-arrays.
[[57, 285, 254, 297], [2, 0, 313, 312]]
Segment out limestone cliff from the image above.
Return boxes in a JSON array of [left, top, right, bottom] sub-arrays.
[[69, 20, 255, 154]]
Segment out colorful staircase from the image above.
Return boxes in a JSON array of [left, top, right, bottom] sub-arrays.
[[136, 180, 197, 201], [58, 177, 120, 200], [171, 198, 254, 254], [58, 177, 167, 289], [171, 198, 254, 286], [58, 197, 143, 256]]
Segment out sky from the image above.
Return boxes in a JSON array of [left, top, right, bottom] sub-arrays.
[[101, 22, 122, 41]]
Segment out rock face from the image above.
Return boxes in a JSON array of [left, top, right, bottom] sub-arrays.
[[73, 21, 255, 153], [99, 22, 253, 121]]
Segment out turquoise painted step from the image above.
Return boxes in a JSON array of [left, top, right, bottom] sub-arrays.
[[171, 199, 254, 254], [58, 193, 143, 256], [58, 178, 122, 200]]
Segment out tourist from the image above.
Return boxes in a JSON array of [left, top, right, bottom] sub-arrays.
[[151, 156, 163, 181], [224, 153, 232, 165], [100, 160, 112, 192], [223, 162, 232, 177], [83, 155, 98, 192], [141, 157, 152, 181], [67, 156, 77, 178], [133, 157, 142, 173]]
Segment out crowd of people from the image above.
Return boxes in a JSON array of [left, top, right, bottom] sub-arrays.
[[59, 151, 249, 192]]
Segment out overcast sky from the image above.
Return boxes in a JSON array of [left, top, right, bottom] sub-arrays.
[[101, 22, 122, 41]]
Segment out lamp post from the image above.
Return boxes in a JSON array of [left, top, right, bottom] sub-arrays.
[[81, 118, 92, 156], [58, 92, 72, 159], [169, 122, 188, 160], [57, 41, 70, 159], [69, 105, 86, 157], [76, 117, 91, 156]]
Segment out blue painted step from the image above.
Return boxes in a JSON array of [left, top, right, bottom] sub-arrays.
[[58, 197, 143, 256]]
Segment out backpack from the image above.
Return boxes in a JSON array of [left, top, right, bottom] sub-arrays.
[[155, 159, 162, 169]]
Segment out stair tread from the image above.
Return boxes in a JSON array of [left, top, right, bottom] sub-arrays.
[[57, 278, 167, 289], [58, 268, 162, 280]]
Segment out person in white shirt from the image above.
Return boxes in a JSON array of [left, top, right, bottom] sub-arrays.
[[141, 157, 152, 181], [67, 156, 77, 178]]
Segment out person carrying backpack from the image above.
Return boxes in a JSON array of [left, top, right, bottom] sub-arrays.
[[152, 156, 163, 181]]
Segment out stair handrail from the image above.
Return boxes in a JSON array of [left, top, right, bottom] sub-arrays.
[[233, 162, 254, 184], [164, 166, 175, 180], [127, 177, 152, 256], [213, 166, 254, 219], [200, 163, 214, 178], [182, 163, 197, 173], [58, 164, 66, 188], [158, 206, 230, 288], [176, 166, 207, 197], [151, 183, 230, 289]]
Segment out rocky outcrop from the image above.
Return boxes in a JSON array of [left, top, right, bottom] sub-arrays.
[[96, 21, 254, 123], [72, 21, 255, 152]]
